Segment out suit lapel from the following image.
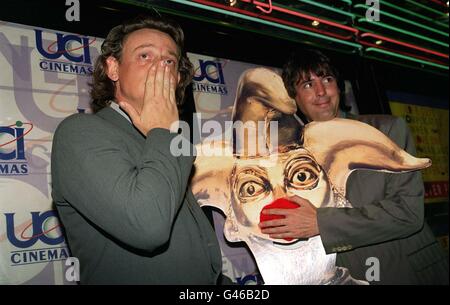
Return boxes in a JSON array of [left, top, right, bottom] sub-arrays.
[[96, 107, 145, 144]]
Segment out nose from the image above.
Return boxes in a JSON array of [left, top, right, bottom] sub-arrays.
[[272, 185, 286, 199], [314, 81, 326, 97]]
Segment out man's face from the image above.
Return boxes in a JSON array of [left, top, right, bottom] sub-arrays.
[[294, 72, 340, 122], [106, 28, 180, 111]]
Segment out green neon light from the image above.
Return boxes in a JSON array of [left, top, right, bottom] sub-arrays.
[[365, 47, 449, 70], [405, 0, 447, 17], [296, 0, 355, 19], [113, 0, 359, 53], [114, 0, 231, 26], [365, 55, 448, 76], [340, 0, 352, 5], [271, 1, 352, 25], [354, 4, 447, 36], [170, 0, 362, 49], [379, 0, 448, 29], [357, 19, 448, 48]]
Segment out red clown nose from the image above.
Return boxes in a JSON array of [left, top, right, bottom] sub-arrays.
[[260, 198, 300, 241]]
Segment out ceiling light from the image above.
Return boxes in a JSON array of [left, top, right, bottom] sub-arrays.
[[225, 0, 237, 6]]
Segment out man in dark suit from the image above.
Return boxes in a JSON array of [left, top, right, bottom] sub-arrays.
[[51, 15, 223, 284], [258, 49, 448, 284]]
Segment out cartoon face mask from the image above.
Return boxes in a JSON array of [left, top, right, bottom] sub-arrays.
[[191, 68, 431, 284], [228, 148, 332, 244]]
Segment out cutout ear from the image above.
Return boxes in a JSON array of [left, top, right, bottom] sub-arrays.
[[191, 140, 234, 214], [303, 118, 431, 195]]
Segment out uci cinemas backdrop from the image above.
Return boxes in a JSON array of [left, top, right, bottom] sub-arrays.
[[0, 20, 264, 284]]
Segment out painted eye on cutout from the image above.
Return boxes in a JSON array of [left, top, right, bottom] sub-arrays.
[[239, 181, 265, 198], [233, 167, 270, 203], [291, 169, 318, 188], [285, 157, 320, 190]]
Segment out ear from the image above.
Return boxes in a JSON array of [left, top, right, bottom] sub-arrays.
[[105, 56, 119, 81], [303, 118, 431, 195], [191, 140, 234, 214]]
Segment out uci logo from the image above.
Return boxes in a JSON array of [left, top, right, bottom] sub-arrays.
[[5, 211, 65, 248], [193, 60, 226, 84], [0, 125, 26, 161], [35, 29, 92, 64]]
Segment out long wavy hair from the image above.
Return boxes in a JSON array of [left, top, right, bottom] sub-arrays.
[[90, 15, 194, 113]]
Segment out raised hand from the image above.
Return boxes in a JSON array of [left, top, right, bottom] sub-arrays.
[[119, 60, 179, 135], [259, 195, 319, 240]]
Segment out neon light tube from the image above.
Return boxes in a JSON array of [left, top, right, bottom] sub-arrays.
[[255, 11, 355, 41], [296, 0, 356, 18], [196, 0, 355, 40], [357, 19, 448, 48], [361, 41, 448, 66], [406, 0, 447, 16], [170, 0, 362, 49], [379, 0, 448, 28], [365, 47, 448, 69], [365, 55, 448, 76], [360, 33, 449, 58], [239, 0, 358, 34], [354, 4, 447, 36]]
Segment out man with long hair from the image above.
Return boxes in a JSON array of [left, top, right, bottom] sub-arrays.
[[51, 15, 223, 284]]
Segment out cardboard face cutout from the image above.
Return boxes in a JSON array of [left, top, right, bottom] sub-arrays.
[[191, 68, 431, 284]]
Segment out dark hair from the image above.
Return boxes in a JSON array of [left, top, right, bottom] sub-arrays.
[[281, 49, 350, 116], [90, 15, 194, 113]]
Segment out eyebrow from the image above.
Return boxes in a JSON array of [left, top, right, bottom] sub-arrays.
[[298, 74, 333, 86], [299, 79, 312, 86], [133, 43, 179, 58]]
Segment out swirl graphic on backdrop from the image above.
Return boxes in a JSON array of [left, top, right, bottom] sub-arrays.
[[0, 121, 33, 149], [48, 79, 79, 114], [46, 36, 97, 55], [0, 179, 66, 284]]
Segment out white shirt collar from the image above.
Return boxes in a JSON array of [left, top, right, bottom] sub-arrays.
[[109, 101, 132, 123]]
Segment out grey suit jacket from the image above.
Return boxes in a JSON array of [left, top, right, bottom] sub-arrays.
[[317, 114, 449, 285], [51, 107, 222, 284]]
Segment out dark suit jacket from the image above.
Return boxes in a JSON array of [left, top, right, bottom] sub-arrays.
[[51, 107, 222, 284], [317, 114, 449, 285]]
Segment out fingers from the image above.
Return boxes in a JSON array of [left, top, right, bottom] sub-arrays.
[[155, 61, 165, 99], [259, 218, 285, 228], [163, 65, 170, 99], [169, 72, 176, 107], [145, 62, 157, 98], [261, 208, 290, 216], [149, 61, 177, 105], [260, 225, 288, 234]]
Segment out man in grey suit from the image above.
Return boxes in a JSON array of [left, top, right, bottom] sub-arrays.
[[51, 15, 223, 284], [258, 49, 448, 284]]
